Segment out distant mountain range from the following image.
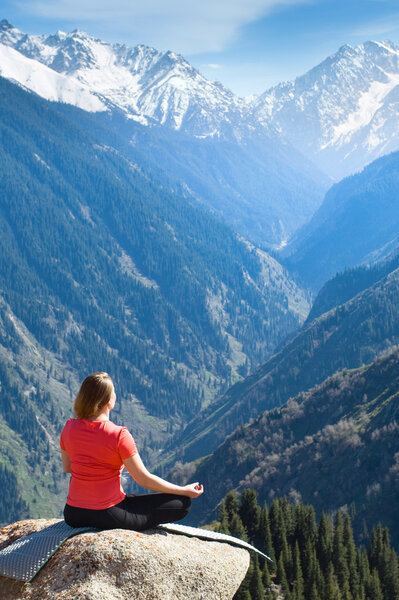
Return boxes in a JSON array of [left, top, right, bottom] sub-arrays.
[[3, 19, 399, 185], [4, 22, 399, 248], [0, 19, 328, 248]]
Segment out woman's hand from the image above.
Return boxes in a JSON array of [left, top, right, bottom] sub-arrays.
[[123, 454, 204, 498], [180, 483, 204, 498]]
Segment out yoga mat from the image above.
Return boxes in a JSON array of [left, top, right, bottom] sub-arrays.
[[0, 520, 97, 582]]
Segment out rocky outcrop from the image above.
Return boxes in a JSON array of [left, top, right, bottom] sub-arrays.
[[0, 519, 250, 600]]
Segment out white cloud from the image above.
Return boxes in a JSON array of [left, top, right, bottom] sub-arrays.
[[17, 0, 311, 54], [205, 63, 224, 69]]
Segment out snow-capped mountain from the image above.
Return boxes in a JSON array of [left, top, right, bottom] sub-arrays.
[[253, 40, 399, 179], [0, 19, 258, 139], [0, 43, 106, 112], [2, 18, 399, 181], [0, 19, 330, 248]]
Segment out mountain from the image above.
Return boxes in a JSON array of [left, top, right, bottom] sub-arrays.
[[307, 251, 399, 322], [0, 74, 311, 521], [183, 348, 399, 549], [283, 151, 399, 290], [0, 19, 329, 247], [0, 19, 248, 136], [254, 40, 399, 180], [164, 263, 399, 468]]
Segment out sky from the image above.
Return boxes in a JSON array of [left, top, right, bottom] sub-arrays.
[[3, 0, 399, 96]]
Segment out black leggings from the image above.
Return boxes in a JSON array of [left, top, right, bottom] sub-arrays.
[[64, 493, 191, 531]]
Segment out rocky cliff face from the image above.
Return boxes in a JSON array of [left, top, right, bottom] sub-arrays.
[[0, 519, 249, 600]]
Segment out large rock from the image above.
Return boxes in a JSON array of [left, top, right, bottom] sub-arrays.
[[0, 519, 250, 599]]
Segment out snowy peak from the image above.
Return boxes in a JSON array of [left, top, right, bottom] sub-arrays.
[[2, 21, 399, 177], [0, 22, 248, 137], [253, 40, 399, 178], [0, 42, 106, 112]]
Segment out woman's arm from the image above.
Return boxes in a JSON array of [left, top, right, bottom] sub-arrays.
[[123, 453, 203, 498], [61, 449, 71, 473]]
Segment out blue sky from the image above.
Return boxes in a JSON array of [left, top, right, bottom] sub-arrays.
[[3, 0, 399, 96]]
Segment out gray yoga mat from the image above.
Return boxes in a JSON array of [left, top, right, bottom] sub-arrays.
[[0, 520, 97, 583]]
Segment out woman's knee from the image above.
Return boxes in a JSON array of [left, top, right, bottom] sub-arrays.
[[180, 495, 191, 514]]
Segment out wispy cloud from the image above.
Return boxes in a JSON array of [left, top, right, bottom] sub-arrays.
[[205, 63, 224, 69], [15, 0, 312, 54], [352, 13, 399, 37]]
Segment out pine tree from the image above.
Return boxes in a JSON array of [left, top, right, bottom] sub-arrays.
[[262, 559, 272, 587], [317, 512, 333, 574], [366, 569, 383, 600], [230, 513, 248, 542], [250, 555, 265, 600], [332, 512, 349, 590], [296, 504, 317, 553], [368, 524, 385, 574], [341, 579, 353, 600], [324, 563, 342, 600], [309, 582, 321, 600], [292, 541, 305, 600], [270, 499, 288, 559], [382, 548, 399, 600], [277, 554, 291, 600], [356, 547, 370, 586], [343, 513, 360, 598], [218, 499, 231, 534], [225, 490, 240, 529], [259, 504, 276, 563], [239, 489, 261, 543]]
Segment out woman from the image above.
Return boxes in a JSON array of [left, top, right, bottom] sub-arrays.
[[60, 372, 203, 530]]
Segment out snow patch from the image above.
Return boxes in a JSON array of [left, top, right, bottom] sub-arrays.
[[0, 43, 106, 112], [323, 71, 399, 148]]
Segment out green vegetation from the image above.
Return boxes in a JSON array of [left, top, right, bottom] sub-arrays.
[[167, 262, 399, 465], [183, 348, 399, 548], [214, 490, 399, 600]]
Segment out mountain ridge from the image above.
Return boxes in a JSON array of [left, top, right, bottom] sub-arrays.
[[255, 39, 399, 179], [164, 263, 399, 468]]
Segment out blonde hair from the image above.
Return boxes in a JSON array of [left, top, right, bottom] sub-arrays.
[[74, 372, 114, 419]]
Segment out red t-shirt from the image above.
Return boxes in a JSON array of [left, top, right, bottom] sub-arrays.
[[60, 418, 138, 509]]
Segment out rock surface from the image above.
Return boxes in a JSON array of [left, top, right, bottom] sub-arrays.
[[0, 519, 250, 600]]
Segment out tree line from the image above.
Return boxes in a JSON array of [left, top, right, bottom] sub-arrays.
[[214, 490, 399, 600]]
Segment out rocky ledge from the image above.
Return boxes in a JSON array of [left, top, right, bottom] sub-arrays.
[[0, 519, 250, 600]]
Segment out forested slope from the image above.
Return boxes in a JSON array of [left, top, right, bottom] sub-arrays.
[[284, 151, 399, 290], [307, 251, 399, 322], [183, 348, 399, 549], [166, 265, 399, 466]]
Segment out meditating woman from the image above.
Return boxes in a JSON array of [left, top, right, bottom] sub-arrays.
[[60, 372, 203, 530]]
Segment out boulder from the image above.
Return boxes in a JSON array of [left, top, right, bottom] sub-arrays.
[[0, 519, 250, 599]]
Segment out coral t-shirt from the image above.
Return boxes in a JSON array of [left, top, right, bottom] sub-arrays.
[[60, 418, 138, 509]]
